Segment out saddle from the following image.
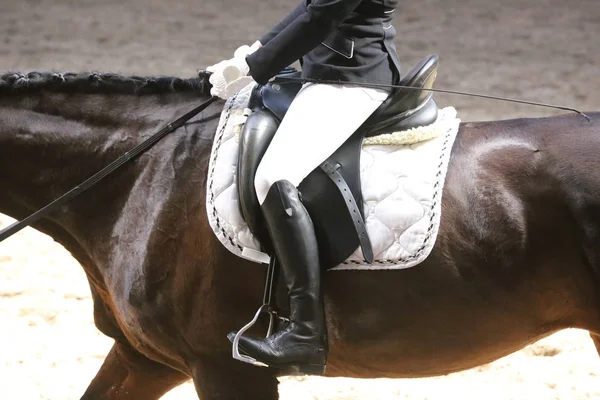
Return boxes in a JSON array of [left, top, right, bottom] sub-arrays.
[[237, 54, 440, 269]]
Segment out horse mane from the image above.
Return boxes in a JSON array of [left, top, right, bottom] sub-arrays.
[[0, 71, 211, 96]]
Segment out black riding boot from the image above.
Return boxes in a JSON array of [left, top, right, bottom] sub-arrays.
[[230, 179, 328, 374]]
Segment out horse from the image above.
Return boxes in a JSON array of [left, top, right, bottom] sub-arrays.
[[0, 70, 599, 400]]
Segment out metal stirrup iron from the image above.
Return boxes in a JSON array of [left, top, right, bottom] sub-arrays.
[[232, 256, 289, 366]]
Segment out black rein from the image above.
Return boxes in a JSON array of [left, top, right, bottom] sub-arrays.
[[0, 96, 217, 243]]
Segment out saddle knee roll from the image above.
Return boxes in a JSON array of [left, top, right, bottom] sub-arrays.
[[236, 109, 279, 247]]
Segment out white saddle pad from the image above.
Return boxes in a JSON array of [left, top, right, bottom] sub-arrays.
[[206, 84, 460, 270]]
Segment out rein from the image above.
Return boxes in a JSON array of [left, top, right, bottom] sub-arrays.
[[0, 96, 217, 243], [277, 77, 592, 121]]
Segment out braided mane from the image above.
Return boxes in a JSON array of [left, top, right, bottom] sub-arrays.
[[0, 71, 211, 96]]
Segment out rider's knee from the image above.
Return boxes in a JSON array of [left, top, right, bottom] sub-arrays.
[[254, 163, 277, 205]]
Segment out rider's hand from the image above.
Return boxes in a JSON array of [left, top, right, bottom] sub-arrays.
[[207, 42, 261, 100]]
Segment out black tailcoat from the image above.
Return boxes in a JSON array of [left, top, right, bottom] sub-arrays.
[[246, 0, 402, 87]]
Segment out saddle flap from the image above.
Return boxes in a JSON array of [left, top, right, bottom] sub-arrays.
[[298, 130, 367, 268], [237, 110, 368, 269], [236, 110, 280, 248]]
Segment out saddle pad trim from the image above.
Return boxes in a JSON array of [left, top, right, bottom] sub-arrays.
[[206, 87, 270, 264], [208, 96, 242, 252]]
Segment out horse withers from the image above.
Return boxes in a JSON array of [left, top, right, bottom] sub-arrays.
[[0, 71, 599, 399]]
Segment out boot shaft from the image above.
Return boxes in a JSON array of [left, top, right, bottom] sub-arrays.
[[261, 180, 325, 329]]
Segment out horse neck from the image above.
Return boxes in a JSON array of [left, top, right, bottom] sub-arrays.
[[0, 90, 210, 267]]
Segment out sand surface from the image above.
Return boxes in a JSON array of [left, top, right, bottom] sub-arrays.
[[1, 0, 599, 398]]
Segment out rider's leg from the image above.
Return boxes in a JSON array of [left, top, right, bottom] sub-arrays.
[[233, 83, 386, 374], [254, 83, 388, 204]]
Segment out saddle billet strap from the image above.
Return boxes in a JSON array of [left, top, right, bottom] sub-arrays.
[[320, 160, 374, 264]]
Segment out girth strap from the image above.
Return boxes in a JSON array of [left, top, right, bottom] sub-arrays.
[[320, 160, 374, 264]]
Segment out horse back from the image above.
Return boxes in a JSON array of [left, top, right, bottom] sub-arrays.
[[436, 112, 600, 316]]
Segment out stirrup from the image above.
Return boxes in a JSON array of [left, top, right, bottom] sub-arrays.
[[231, 256, 289, 367], [231, 304, 290, 367]]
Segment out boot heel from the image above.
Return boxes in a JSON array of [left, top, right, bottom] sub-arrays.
[[298, 363, 326, 375]]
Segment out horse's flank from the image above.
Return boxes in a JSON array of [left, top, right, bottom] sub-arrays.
[[1, 72, 600, 399]]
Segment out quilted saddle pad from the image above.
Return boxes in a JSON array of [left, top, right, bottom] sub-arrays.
[[206, 83, 460, 270]]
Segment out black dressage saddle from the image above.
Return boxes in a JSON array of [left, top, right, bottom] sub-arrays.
[[237, 54, 440, 269]]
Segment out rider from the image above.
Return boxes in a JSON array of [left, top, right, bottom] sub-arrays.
[[208, 0, 402, 374]]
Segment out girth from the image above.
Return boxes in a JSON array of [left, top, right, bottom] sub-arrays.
[[237, 55, 440, 269]]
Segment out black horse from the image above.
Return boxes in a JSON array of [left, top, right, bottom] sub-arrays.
[[0, 71, 599, 399]]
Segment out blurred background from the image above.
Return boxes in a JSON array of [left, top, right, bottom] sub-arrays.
[[0, 0, 599, 398]]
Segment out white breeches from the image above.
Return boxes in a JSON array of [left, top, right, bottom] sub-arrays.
[[254, 83, 388, 204]]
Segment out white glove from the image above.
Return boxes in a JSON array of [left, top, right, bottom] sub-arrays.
[[207, 42, 261, 100]]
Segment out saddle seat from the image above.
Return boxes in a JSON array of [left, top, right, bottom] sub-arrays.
[[237, 54, 440, 269]]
